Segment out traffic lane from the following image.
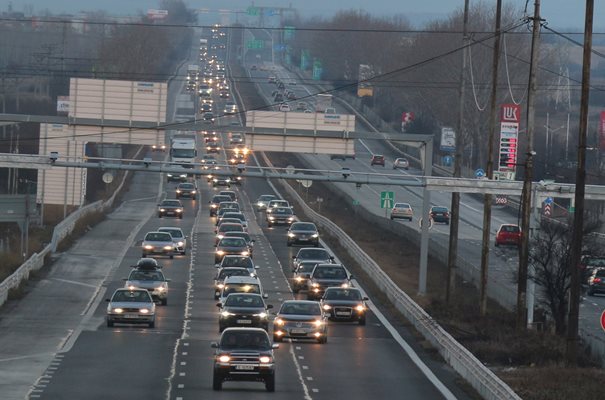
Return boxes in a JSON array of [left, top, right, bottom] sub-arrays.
[[169, 182, 310, 398]]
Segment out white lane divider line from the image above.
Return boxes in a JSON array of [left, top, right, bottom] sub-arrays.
[[288, 344, 313, 400], [312, 388, 319, 393], [306, 376, 313, 381], [302, 365, 309, 370], [177, 384, 184, 389], [179, 372, 186, 377]]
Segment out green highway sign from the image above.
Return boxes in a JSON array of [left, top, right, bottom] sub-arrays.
[[353, 200, 360, 206], [380, 191, 394, 209], [246, 39, 264, 49]]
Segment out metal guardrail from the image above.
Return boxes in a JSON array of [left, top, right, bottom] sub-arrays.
[[260, 152, 522, 400]]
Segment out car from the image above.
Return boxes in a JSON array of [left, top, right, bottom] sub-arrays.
[[296, 102, 307, 111], [202, 159, 218, 171], [217, 293, 273, 332], [279, 103, 290, 112], [215, 218, 244, 232], [221, 212, 248, 230], [219, 190, 237, 202], [157, 227, 187, 255], [141, 231, 175, 259], [219, 89, 230, 98], [217, 201, 240, 215], [215, 221, 245, 242], [273, 300, 327, 344], [266, 206, 295, 227], [266, 199, 290, 213], [229, 174, 244, 186], [586, 268, 605, 296], [176, 182, 197, 199], [124, 267, 170, 306], [218, 276, 267, 304], [370, 154, 386, 166], [211, 327, 278, 391], [229, 133, 244, 145], [495, 224, 521, 247], [213, 266, 256, 299], [203, 112, 215, 123], [158, 199, 184, 219], [209, 195, 232, 216], [256, 194, 277, 211], [224, 232, 255, 255], [152, 144, 167, 152], [166, 168, 188, 183], [274, 93, 283, 102], [286, 91, 297, 100], [287, 222, 319, 247], [206, 142, 220, 154], [224, 103, 238, 114], [205, 135, 219, 144], [200, 103, 212, 113], [291, 260, 319, 294], [429, 206, 450, 224], [268, 76, 276, 83], [106, 289, 156, 328], [292, 248, 334, 272], [393, 157, 410, 170], [217, 255, 257, 275], [580, 255, 605, 284], [228, 154, 246, 165], [320, 287, 368, 325], [391, 202, 414, 221], [215, 236, 250, 263], [307, 263, 351, 300]]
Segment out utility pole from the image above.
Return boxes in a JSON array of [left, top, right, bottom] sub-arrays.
[[517, 0, 542, 331], [478, 0, 503, 316], [446, 0, 470, 304], [566, 0, 593, 366]]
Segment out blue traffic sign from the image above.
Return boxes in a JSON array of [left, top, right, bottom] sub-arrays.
[[443, 155, 453, 167], [475, 168, 485, 178], [544, 197, 554, 205]]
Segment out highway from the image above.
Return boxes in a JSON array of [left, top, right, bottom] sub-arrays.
[[0, 32, 475, 400]]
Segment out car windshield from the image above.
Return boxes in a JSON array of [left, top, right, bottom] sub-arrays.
[[218, 268, 251, 280], [219, 225, 244, 234], [314, 266, 347, 279], [212, 196, 231, 204], [298, 262, 318, 273], [223, 283, 260, 296], [280, 302, 321, 315], [112, 290, 151, 303], [219, 238, 246, 247], [324, 289, 361, 301], [225, 294, 264, 307], [432, 207, 448, 213], [159, 229, 182, 239], [179, 184, 194, 189], [145, 232, 172, 242], [224, 213, 245, 221], [270, 201, 288, 207], [219, 330, 271, 350], [225, 232, 251, 242], [394, 203, 410, 209], [298, 249, 330, 260], [502, 225, 520, 233], [219, 202, 239, 209], [161, 201, 181, 207], [129, 270, 164, 281], [291, 223, 316, 231], [221, 256, 253, 269], [273, 208, 292, 215], [219, 219, 241, 225]]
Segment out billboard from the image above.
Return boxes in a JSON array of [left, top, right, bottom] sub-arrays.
[[57, 96, 69, 115], [246, 110, 355, 132], [357, 64, 375, 97], [147, 9, 168, 20], [440, 127, 456, 152], [498, 104, 521, 178]]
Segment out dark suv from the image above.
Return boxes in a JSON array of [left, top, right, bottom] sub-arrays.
[[370, 154, 385, 166], [307, 263, 351, 300], [211, 327, 278, 392], [587, 268, 605, 296], [209, 195, 232, 217]]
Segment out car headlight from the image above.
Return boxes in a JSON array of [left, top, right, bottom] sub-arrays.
[[341, 282, 350, 288], [216, 283, 225, 289], [311, 282, 319, 288], [288, 233, 296, 237], [191, 190, 196, 194], [287, 218, 294, 222], [112, 308, 123, 313], [254, 312, 268, 319], [218, 355, 230, 363], [268, 217, 275, 221], [179, 174, 187, 178], [216, 250, 226, 256], [312, 234, 319, 238], [176, 190, 181, 193], [257, 202, 264, 207], [259, 356, 272, 363], [211, 204, 218, 208], [127, 285, 136, 290], [217, 234, 224, 240], [355, 305, 365, 312], [225, 178, 231, 183], [164, 245, 173, 250], [139, 308, 150, 314], [313, 319, 324, 326], [221, 311, 235, 317], [144, 245, 153, 249], [159, 208, 166, 212], [274, 318, 284, 326], [177, 241, 184, 246], [241, 251, 249, 256], [157, 286, 166, 292], [295, 276, 303, 282], [176, 209, 183, 213], [322, 304, 332, 310]]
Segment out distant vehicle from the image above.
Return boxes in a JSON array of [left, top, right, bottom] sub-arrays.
[[287, 222, 319, 247], [266, 199, 290, 213], [495, 224, 521, 247], [266, 207, 294, 227], [224, 103, 238, 115], [230, 133, 244, 145], [213, 266, 256, 299], [211, 327, 277, 391], [250, 65, 257, 71], [429, 206, 450, 224], [218, 190, 237, 202], [291, 260, 318, 294], [106, 289, 156, 328], [215, 236, 250, 264], [292, 247, 334, 272], [203, 112, 215, 124], [152, 144, 166, 152], [176, 182, 197, 199], [320, 287, 368, 325], [256, 194, 277, 211], [217, 293, 272, 332], [158, 227, 187, 255], [219, 89, 230, 98], [206, 142, 220, 154], [158, 199, 184, 219], [370, 154, 385, 166], [209, 195, 232, 217], [307, 263, 351, 301], [124, 267, 170, 306], [324, 107, 336, 114], [580, 255, 605, 284], [315, 93, 332, 112], [330, 154, 355, 160], [586, 268, 605, 296], [170, 137, 197, 169], [296, 102, 307, 111], [273, 300, 327, 344], [393, 158, 410, 170], [141, 231, 175, 259], [390, 203, 413, 221], [273, 93, 283, 102], [268, 76, 276, 83]]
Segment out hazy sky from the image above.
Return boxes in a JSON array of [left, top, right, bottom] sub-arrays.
[[0, 0, 602, 30]]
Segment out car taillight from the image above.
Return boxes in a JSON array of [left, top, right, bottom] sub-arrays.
[[594, 278, 602, 283]]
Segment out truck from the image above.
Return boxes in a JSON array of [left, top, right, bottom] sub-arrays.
[[315, 93, 333, 112], [199, 38, 208, 51], [168, 134, 197, 182]]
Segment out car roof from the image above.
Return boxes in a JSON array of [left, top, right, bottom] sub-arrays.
[[281, 300, 318, 305], [223, 276, 260, 284], [158, 227, 183, 232]]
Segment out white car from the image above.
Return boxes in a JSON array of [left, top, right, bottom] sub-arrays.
[[158, 227, 187, 255], [393, 158, 410, 170], [106, 289, 156, 328], [218, 275, 267, 305]]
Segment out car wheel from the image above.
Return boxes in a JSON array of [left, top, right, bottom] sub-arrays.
[[148, 320, 155, 328], [169, 254, 174, 259], [107, 320, 114, 327], [267, 223, 272, 227], [161, 298, 167, 306], [358, 317, 366, 326], [265, 373, 275, 392], [212, 373, 223, 391], [142, 253, 147, 258]]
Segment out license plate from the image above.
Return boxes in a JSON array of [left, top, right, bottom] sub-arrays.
[[124, 314, 139, 319], [237, 319, 252, 324], [336, 311, 351, 316], [290, 329, 307, 334], [235, 364, 255, 370], [299, 238, 308, 241]]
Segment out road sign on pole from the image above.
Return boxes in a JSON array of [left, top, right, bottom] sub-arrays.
[[380, 191, 394, 209], [601, 309, 605, 332]]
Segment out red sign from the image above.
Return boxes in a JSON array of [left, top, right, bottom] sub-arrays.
[[599, 112, 605, 152], [401, 112, 414, 123], [601, 309, 605, 332], [501, 104, 521, 123]]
